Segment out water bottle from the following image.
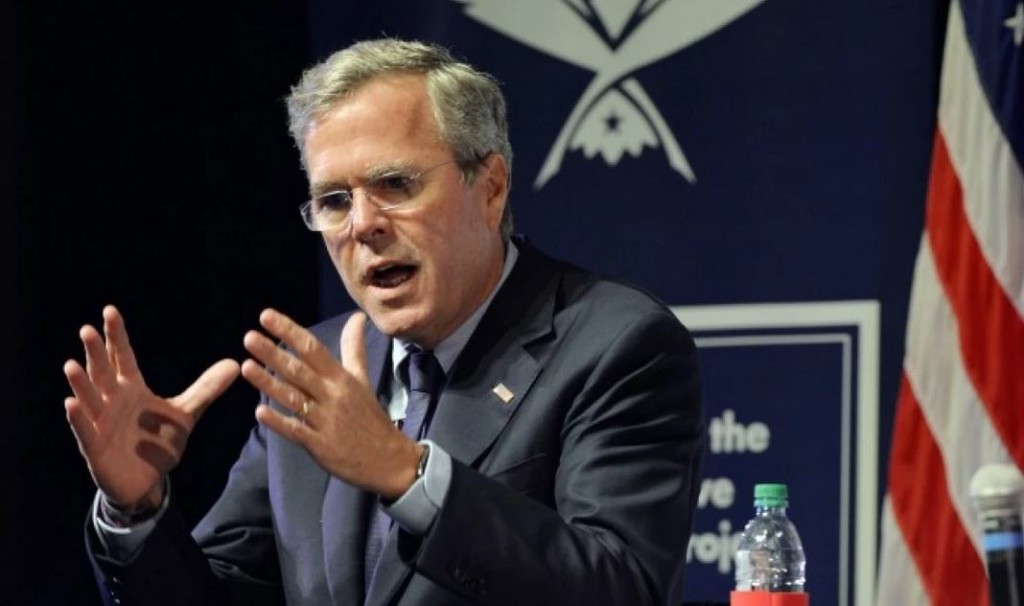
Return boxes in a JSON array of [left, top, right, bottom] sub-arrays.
[[731, 483, 808, 606], [970, 463, 1024, 606]]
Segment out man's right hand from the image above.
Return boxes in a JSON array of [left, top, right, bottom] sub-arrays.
[[63, 305, 239, 512]]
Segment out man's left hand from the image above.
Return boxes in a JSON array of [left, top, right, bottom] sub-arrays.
[[241, 309, 422, 500]]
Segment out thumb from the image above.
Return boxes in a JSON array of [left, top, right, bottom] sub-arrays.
[[176, 358, 241, 417], [340, 312, 370, 386]]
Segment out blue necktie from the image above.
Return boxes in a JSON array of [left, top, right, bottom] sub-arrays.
[[399, 348, 445, 440], [363, 348, 445, 595]]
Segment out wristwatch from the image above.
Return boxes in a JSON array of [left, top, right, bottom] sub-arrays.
[[382, 439, 449, 534], [416, 442, 431, 479]]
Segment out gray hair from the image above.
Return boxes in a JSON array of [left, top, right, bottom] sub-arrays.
[[287, 38, 514, 239]]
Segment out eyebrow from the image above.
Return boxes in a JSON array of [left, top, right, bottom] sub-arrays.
[[309, 160, 415, 198]]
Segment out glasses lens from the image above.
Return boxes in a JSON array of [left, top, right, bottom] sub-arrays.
[[310, 191, 352, 230], [364, 174, 421, 209], [301, 161, 453, 231]]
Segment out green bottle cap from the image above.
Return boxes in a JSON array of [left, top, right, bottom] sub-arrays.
[[754, 483, 789, 507]]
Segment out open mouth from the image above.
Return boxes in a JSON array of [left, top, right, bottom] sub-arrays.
[[368, 263, 417, 288]]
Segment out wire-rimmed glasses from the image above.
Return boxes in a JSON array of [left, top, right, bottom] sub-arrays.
[[299, 158, 460, 232]]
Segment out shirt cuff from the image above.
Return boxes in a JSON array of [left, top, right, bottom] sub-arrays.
[[383, 439, 451, 534], [91, 483, 171, 562]]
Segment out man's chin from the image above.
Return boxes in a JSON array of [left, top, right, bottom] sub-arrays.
[[362, 308, 424, 342]]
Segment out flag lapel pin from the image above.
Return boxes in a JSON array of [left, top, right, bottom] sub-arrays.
[[492, 383, 514, 404]]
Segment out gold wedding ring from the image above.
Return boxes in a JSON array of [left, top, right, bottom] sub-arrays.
[[300, 399, 312, 422]]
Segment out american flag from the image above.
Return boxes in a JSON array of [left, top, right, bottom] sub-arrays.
[[875, 0, 1024, 604]]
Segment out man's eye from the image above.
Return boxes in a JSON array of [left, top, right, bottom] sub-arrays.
[[316, 191, 351, 212], [377, 175, 415, 192]]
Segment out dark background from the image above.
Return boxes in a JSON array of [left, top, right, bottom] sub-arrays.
[[5, 1, 947, 604], [5, 3, 314, 603]]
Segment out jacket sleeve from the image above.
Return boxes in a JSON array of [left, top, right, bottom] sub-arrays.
[[85, 422, 284, 606]]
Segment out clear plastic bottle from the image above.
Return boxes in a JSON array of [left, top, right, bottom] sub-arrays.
[[734, 483, 806, 593]]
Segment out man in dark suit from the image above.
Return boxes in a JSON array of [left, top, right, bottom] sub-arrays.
[[63, 39, 704, 605]]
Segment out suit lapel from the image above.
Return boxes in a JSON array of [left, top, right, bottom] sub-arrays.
[[430, 240, 556, 466], [322, 318, 392, 606], [427, 343, 542, 465]]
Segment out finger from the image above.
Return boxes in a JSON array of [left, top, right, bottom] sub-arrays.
[[340, 312, 370, 386], [81, 324, 117, 393], [255, 402, 315, 445], [64, 359, 106, 419], [103, 305, 140, 377], [65, 397, 100, 454], [174, 359, 240, 418], [240, 358, 309, 417], [258, 309, 337, 374], [244, 329, 325, 400]]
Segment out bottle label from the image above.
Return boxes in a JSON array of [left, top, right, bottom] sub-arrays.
[[983, 531, 1024, 552], [730, 590, 810, 606]]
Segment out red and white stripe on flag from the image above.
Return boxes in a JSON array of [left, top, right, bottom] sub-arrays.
[[875, 0, 1024, 604]]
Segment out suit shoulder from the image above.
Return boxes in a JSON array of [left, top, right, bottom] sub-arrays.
[[516, 240, 689, 340], [559, 265, 682, 328]]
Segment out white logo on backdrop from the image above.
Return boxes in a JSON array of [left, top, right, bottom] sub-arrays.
[[454, 0, 767, 189]]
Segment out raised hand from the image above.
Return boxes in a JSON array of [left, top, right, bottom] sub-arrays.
[[241, 309, 422, 500], [64, 305, 239, 511]]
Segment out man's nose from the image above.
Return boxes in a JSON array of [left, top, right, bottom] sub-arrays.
[[348, 189, 390, 242]]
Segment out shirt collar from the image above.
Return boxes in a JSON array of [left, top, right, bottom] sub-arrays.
[[391, 241, 519, 379]]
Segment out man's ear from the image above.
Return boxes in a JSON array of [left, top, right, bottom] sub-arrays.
[[479, 153, 509, 232]]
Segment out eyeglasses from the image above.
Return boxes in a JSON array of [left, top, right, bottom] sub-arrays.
[[299, 158, 461, 232]]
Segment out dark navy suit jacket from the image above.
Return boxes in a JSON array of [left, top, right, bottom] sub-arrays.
[[87, 240, 704, 606]]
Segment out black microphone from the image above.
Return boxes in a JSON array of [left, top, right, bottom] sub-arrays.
[[971, 463, 1024, 606]]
